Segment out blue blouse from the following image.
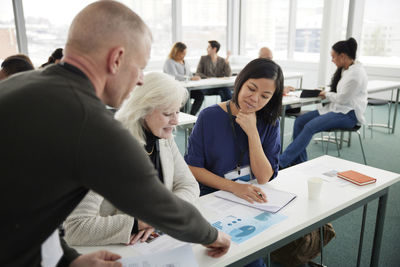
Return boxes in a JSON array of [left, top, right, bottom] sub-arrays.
[[184, 104, 281, 195]]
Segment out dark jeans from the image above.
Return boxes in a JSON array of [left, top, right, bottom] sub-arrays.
[[190, 90, 204, 115], [279, 110, 357, 167], [203, 86, 232, 102]]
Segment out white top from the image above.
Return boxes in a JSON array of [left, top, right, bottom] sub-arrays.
[[318, 61, 368, 124], [163, 58, 193, 81]]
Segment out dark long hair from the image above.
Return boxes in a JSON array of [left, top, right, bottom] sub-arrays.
[[232, 58, 283, 125], [330, 37, 357, 93], [41, 48, 63, 68]]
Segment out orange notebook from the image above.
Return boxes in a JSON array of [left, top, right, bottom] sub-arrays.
[[337, 170, 377, 186]]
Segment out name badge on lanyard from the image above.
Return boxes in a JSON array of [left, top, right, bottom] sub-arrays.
[[224, 166, 253, 181]]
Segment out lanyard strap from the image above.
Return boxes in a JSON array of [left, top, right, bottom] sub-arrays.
[[226, 101, 245, 175]]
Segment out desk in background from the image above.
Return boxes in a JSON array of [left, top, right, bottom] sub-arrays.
[[280, 93, 324, 151], [280, 80, 400, 150], [73, 156, 399, 267], [367, 80, 400, 134], [177, 112, 197, 152], [182, 72, 304, 113]]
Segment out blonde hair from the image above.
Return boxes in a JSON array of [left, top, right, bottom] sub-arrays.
[[115, 72, 188, 145], [168, 42, 187, 61]]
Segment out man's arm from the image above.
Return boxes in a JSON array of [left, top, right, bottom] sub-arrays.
[[77, 116, 218, 245], [196, 56, 208, 79], [222, 58, 231, 77]]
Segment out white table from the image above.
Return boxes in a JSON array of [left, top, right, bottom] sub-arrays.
[[230, 64, 303, 89], [177, 112, 197, 152], [178, 112, 197, 126], [73, 156, 399, 267], [182, 72, 304, 113], [279, 80, 400, 150], [366, 80, 400, 134], [284, 71, 304, 89]]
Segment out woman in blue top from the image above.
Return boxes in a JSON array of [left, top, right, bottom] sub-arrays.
[[185, 57, 283, 203], [185, 58, 283, 267]]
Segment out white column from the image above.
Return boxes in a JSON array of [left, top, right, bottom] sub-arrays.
[[172, 0, 182, 43], [287, 0, 297, 60], [227, 0, 241, 55], [347, 0, 366, 58], [317, 0, 345, 87], [12, 0, 28, 54]]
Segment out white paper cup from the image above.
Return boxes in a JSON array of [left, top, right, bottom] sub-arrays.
[[308, 177, 323, 200]]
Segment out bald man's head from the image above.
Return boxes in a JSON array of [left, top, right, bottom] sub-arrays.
[[66, 0, 152, 57], [64, 1, 153, 108], [259, 47, 273, 60]]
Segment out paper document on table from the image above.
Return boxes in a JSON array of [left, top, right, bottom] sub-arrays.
[[212, 208, 287, 244], [214, 181, 296, 213], [293, 163, 350, 186], [131, 231, 186, 255], [286, 90, 301, 97], [321, 170, 349, 186], [119, 244, 198, 267]]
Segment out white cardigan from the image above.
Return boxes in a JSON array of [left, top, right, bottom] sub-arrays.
[[63, 138, 200, 245], [318, 61, 368, 124]]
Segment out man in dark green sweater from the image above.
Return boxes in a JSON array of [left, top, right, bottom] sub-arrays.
[[0, 1, 230, 266]]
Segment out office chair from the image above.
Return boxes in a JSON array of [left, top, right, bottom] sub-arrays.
[[323, 125, 367, 165], [365, 98, 392, 138]]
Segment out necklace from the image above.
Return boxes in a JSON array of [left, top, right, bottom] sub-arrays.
[[146, 145, 154, 155]]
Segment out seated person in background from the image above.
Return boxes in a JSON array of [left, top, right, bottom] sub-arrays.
[[64, 72, 200, 246], [40, 48, 63, 68], [163, 42, 204, 115], [0, 54, 34, 80], [185, 58, 283, 267], [196, 40, 232, 101], [279, 37, 367, 168], [259, 46, 295, 95]]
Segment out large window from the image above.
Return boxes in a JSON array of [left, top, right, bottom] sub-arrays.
[[182, 0, 227, 59], [0, 1, 18, 61], [294, 0, 324, 61], [125, 0, 172, 60], [22, 0, 170, 66], [360, 0, 400, 66], [22, 0, 95, 66], [340, 0, 349, 40], [242, 0, 289, 59]]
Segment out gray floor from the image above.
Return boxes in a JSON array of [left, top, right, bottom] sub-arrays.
[[175, 103, 400, 267]]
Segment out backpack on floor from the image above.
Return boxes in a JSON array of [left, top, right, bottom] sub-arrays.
[[270, 223, 336, 267]]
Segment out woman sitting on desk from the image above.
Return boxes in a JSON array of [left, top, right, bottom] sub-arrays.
[[185, 58, 283, 267], [64, 72, 200, 246], [163, 42, 204, 115], [279, 37, 368, 168]]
